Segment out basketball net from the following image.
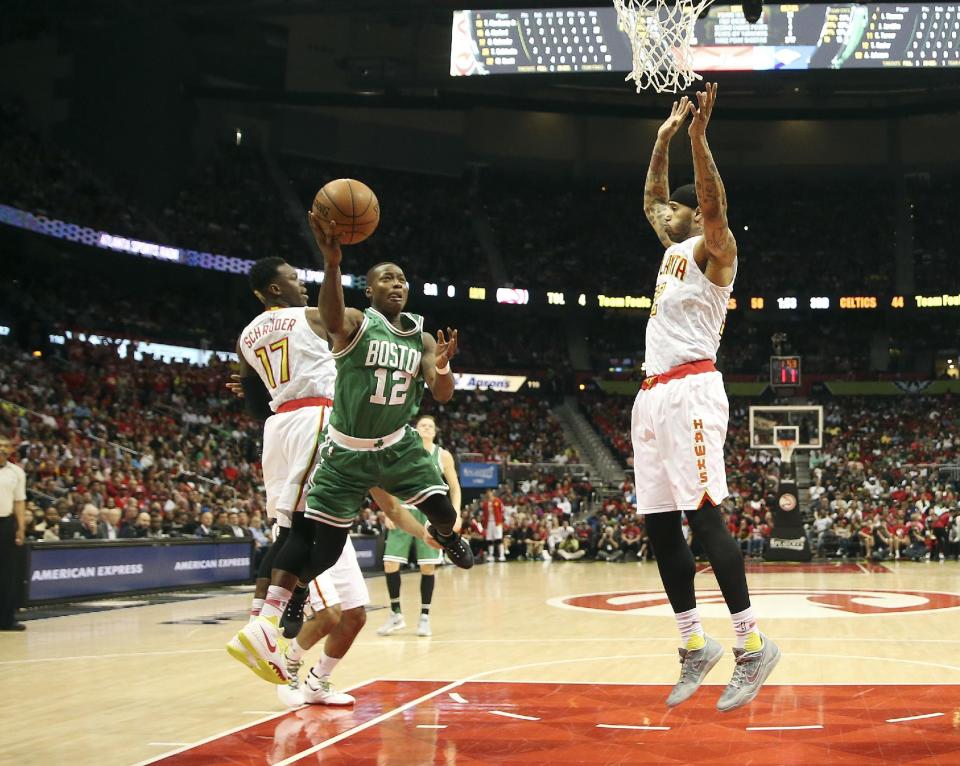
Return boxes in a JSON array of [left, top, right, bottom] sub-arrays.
[[776, 437, 797, 465], [613, 0, 714, 94]]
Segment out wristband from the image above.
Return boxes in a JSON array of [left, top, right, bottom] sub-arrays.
[[436, 362, 450, 375]]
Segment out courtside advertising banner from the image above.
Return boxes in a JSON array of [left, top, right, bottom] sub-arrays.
[[459, 462, 500, 488], [351, 534, 379, 572], [453, 373, 527, 392], [27, 541, 253, 602]]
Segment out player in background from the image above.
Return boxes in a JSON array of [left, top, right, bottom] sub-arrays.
[[226, 257, 439, 690], [636, 85, 779, 712], [481, 489, 505, 562], [377, 415, 461, 638], [231, 216, 473, 685]]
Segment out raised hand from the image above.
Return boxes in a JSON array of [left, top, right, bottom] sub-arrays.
[[225, 373, 244, 399], [688, 82, 718, 138], [435, 328, 459, 368], [307, 210, 342, 266], [657, 96, 691, 140]]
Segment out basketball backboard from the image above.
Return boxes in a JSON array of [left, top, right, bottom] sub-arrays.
[[749, 406, 823, 451]]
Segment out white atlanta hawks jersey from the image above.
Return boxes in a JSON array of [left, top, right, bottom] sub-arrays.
[[238, 307, 335, 411], [644, 235, 737, 376]]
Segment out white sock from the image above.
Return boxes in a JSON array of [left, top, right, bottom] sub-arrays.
[[730, 606, 761, 651], [674, 607, 705, 650], [287, 638, 305, 662], [313, 650, 341, 679], [261, 586, 292, 620], [250, 598, 265, 619]]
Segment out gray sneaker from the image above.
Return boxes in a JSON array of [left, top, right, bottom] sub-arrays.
[[716, 634, 781, 712], [666, 635, 724, 707]]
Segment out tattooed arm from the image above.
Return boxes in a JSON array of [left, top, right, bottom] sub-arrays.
[[644, 97, 690, 249], [689, 83, 737, 275]]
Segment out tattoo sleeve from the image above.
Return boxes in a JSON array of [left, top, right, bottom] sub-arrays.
[[643, 135, 671, 234], [691, 134, 733, 255]]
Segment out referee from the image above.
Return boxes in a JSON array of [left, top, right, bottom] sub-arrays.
[[0, 435, 26, 631]]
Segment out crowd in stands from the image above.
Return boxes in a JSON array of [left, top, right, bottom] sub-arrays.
[[480, 171, 900, 295], [909, 172, 957, 293], [279, 155, 488, 286], [580, 392, 960, 562], [0, 103, 149, 237], [6, 102, 953, 303], [0, 339, 580, 559], [2, 332, 957, 569], [160, 143, 304, 262], [0, 341, 268, 554]]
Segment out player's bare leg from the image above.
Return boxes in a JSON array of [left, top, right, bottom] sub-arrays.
[[281, 605, 365, 706]]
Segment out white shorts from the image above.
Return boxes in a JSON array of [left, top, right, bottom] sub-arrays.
[[262, 405, 329, 528], [307, 537, 370, 613], [485, 523, 503, 541], [631, 369, 729, 514]]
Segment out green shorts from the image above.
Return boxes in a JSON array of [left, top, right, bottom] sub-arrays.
[[383, 505, 443, 565], [305, 426, 448, 528]]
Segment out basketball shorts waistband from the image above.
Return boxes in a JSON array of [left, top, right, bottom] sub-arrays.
[[326, 424, 407, 451], [641, 359, 716, 391]]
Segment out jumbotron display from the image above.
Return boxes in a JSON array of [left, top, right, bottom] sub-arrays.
[[451, 4, 960, 74]]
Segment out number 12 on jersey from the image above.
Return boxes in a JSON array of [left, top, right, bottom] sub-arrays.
[[369, 368, 411, 406], [254, 337, 290, 388]]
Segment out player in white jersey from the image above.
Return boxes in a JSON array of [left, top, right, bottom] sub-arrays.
[[635, 85, 779, 713], [226, 257, 439, 700]]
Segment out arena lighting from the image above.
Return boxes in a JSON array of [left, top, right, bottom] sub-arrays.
[[777, 296, 798, 310], [547, 291, 566, 305], [809, 297, 830, 310], [0, 325, 9, 336], [750, 297, 765, 310], [423, 282, 438, 296], [469, 286, 486, 300], [447, 285, 456, 298], [743, 0, 763, 24]]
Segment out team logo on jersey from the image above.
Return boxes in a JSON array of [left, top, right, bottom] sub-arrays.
[[548, 588, 960, 619], [778, 493, 798, 512]]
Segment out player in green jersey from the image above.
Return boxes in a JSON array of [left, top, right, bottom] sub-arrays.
[[250, 212, 473, 680], [377, 415, 461, 638]]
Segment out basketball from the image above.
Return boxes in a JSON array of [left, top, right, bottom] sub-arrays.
[[312, 178, 380, 245]]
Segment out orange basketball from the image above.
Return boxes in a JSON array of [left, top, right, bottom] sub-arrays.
[[311, 178, 380, 245]]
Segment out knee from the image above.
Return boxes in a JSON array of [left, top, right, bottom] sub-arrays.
[[340, 606, 366, 637], [420, 564, 436, 576]]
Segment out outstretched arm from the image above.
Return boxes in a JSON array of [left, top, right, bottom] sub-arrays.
[[308, 211, 364, 352], [644, 97, 690, 248], [689, 83, 737, 270]]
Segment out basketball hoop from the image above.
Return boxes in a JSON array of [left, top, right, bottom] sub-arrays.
[[613, 0, 715, 94], [776, 437, 796, 464]]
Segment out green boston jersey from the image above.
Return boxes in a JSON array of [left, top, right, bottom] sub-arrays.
[[330, 307, 426, 439]]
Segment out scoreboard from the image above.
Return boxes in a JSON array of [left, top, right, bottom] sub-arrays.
[[451, 4, 960, 75]]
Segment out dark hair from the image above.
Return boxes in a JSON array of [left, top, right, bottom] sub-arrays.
[[248, 257, 286, 294], [366, 261, 402, 283]]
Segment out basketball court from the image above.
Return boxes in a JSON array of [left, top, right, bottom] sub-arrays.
[[3, 561, 959, 765]]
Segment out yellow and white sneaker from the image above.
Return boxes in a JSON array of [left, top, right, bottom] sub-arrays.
[[226, 615, 291, 685]]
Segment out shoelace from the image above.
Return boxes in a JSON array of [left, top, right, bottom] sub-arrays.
[[677, 650, 703, 682], [285, 656, 302, 687], [727, 651, 758, 690]]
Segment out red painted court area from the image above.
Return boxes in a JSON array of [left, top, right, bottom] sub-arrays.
[[149, 681, 960, 765]]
